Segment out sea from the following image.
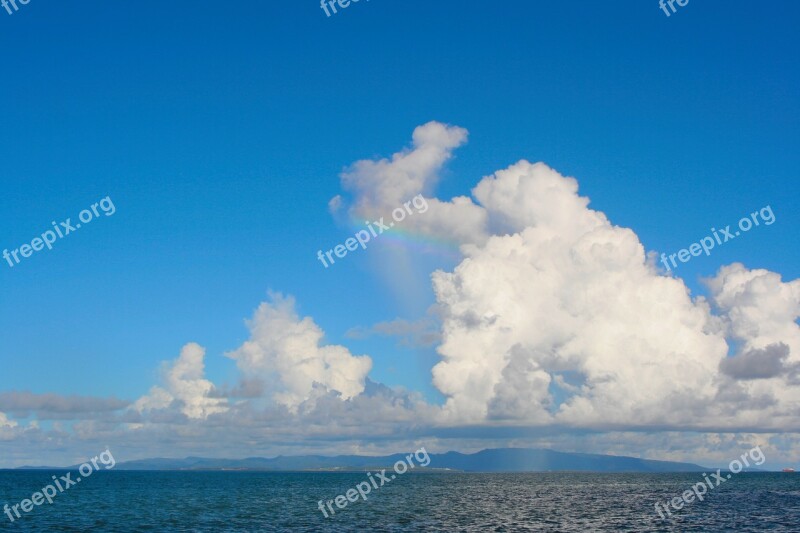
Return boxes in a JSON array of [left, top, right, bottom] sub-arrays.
[[0, 471, 798, 531]]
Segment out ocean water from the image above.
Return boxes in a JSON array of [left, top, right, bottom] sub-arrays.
[[0, 471, 798, 531]]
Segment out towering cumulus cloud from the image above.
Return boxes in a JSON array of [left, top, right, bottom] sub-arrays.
[[134, 343, 228, 419], [432, 161, 728, 425], [226, 293, 373, 410], [338, 122, 800, 431]]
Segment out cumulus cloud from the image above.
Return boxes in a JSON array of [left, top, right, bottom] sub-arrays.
[[431, 161, 728, 427], [226, 293, 372, 410], [0, 411, 27, 444], [334, 121, 489, 245], [0, 412, 16, 429], [4, 121, 800, 466], [704, 264, 800, 422], [335, 122, 800, 432], [342, 121, 468, 208], [707, 264, 800, 365], [134, 343, 228, 419]]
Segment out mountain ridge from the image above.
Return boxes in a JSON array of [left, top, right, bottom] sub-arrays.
[[15, 448, 709, 472]]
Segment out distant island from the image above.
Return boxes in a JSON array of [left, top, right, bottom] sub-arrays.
[[16, 448, 710, 473]]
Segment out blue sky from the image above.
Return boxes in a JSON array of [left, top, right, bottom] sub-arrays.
[[0, 1, 798, 466]]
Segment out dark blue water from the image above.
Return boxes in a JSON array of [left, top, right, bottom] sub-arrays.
[[0, 471, 798, 531]]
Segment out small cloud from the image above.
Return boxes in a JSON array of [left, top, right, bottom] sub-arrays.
[[328, 194, 343, 214], [0, 412, 17, 428], [0, 392, 129, 420], [133, 343, 228, 419], [226, 293, 372, 410], [344, 325, 370, 340], [346, 317, 441, 348], [720, 343, 794, 380]]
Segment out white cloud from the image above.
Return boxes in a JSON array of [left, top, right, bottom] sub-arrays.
[[335, 121, 489, 246], [226, 293, 372, 410], [707, 263, 800, 365], [342, 121, 468, 208], [134, 343, 228, 419], [330, 122, 800, 432], [474, 160, 607, 237], [0, 412, 16, 428], [430, 160, 727, 426], [427, 155, 800, 432], [704, 264, 800, 425], [0, 412, 21, 442]]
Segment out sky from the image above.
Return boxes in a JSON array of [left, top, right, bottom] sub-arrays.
[[0, 0, 799, 468]]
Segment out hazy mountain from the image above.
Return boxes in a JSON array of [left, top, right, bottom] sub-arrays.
[[37, 448, 707, 472]]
